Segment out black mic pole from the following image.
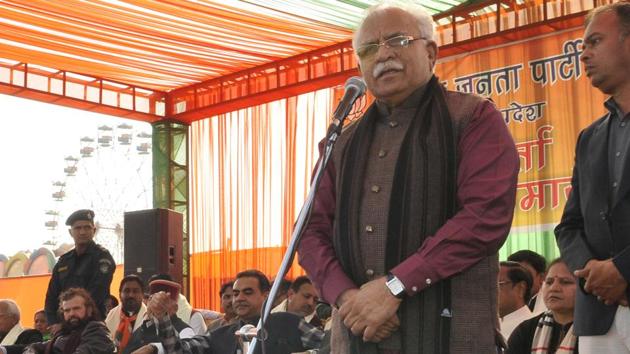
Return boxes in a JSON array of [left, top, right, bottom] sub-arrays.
[[245, 77, 366, 354]]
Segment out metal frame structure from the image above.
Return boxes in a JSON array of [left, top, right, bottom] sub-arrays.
[[0, 62, 166, 122], [0, 0, 606, 126], [165, 0, 607, 123], [152, 119, 190, 295]]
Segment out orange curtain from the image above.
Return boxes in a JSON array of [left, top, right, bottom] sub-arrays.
[[189, 89, 332, 310]]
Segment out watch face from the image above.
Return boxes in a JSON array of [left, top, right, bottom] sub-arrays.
[[387, 278, 404, 295]]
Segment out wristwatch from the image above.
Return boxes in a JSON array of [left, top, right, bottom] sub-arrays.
[[386, 273, 406, 299]]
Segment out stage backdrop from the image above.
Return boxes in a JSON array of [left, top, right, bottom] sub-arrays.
[[434, 27, 606, 260], [189, 26, 607, 311]]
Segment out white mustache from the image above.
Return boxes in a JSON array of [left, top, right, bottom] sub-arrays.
[[373, 60, 404, 78]]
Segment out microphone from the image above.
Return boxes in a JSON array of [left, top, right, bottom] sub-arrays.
[[235, 324, 258, 340], [235, 324, 259, 353], [327, 76, 367, 137], [315, 301, 332, 321]]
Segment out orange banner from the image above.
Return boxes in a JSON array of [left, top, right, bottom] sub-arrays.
[[436, 27, 605, 239]]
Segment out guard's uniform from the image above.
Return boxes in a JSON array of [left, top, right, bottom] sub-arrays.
[[44, 240, 115, 324]]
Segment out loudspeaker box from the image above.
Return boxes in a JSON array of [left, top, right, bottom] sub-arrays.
[[123, 208, 183, 286]]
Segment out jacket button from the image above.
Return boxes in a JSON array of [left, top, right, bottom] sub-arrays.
[[365, 269, 375, 277]]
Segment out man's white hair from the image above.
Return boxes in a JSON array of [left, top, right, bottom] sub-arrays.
[[0, 299, 21, 322], [352, 1, 436, 50]]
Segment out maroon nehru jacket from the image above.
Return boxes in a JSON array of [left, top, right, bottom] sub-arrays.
[[298, 99, 518, 305]]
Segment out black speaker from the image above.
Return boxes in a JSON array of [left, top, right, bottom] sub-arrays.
[[124, 208, 183, 286]]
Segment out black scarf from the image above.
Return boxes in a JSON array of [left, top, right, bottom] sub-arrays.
[[333, 76, 458, 354]]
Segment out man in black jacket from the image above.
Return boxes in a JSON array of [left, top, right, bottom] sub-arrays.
[[44, 209, 115, 333], [555, 2, 630, 353], [3, 288, 114, 354]]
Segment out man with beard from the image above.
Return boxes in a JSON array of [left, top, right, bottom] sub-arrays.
[[3, 288, 114, 354], [105, 275, 147, 353], [134, 269, 324, 354]]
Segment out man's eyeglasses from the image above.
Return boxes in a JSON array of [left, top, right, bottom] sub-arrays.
[[355, 35, 427, 60]]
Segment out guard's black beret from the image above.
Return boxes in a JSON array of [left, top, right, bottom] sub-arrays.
[[65, 209, 95, 226]]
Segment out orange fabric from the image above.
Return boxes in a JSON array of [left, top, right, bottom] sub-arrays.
[[434, 27, 606, 228], [114, 311, 137, 353], [189, 89, 332, 311], [0, 0, 353, 91], [1, 0, 599, 122]]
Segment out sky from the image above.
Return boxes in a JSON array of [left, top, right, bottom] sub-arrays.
[[0, 94, 152, 261]]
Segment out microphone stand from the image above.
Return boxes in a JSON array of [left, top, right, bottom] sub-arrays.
[[245, 101, 354, 354]]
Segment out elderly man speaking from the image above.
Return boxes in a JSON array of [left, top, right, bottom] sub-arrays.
[[297, 2, 519, 354]]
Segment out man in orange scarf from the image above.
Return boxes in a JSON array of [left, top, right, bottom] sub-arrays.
[[105, 275, 146, 353]]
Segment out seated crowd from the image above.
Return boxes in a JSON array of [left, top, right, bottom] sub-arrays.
[[499, 251, 579, 354], [0, 211, 590, 354], [0, 209, 331, 354], [0, 270, 329, 354], [0, 248, 585, 354]]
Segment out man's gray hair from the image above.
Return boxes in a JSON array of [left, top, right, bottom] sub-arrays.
[[0, 299, 20, 322], [352, 1, 435, 50]]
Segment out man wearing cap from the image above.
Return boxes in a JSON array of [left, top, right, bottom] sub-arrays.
[[44, 209, 115, 333], [147, 274, 207, 335], [123, 279, 194, 354]]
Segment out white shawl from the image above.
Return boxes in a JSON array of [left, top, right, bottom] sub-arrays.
[[104, 303, 147, 338], [0, 323, 24, 345]]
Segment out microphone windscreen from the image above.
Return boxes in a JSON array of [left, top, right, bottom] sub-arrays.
[[344, 76, 366, 96]]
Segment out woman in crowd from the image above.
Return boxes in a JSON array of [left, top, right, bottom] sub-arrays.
[[507, 258, 578, 353], [33, 310, 50, 341]]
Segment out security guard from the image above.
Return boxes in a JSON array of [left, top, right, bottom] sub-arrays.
[[44, 209, 115, 331]]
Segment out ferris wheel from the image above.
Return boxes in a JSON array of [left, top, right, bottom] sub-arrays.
[[45, 121, 153, 263]]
